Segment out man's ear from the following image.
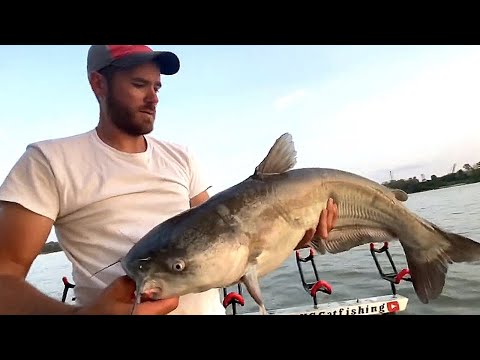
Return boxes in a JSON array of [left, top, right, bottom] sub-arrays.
[[89, 71, 108, 100]]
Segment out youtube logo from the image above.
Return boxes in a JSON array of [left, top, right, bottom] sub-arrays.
[[387, 301, 400, 312]]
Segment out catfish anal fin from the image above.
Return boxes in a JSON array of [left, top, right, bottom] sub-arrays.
[[311, 226, 398, 254]]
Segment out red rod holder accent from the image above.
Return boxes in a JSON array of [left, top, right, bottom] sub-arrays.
[[296, 248, 315, 261], [370, 242, 389, 251], [222, 292, 245, 308], [310, 280, 333, 296], [394, 268, 410, 284]]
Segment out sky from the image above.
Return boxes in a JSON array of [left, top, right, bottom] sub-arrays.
[[1, 45, 480, 195]]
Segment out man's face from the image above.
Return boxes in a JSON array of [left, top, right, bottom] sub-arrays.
[[105, 62, 162, 136]]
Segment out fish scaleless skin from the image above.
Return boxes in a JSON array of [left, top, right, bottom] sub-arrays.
[[121, 133, 480, 314]]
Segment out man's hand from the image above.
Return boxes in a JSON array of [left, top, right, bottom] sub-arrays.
[[77, 276, 179, 315], [317, 197, 338, 239], [295, 198, 338, 250]]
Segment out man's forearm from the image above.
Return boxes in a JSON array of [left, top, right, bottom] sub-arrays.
[[0, 274, 81, 315]]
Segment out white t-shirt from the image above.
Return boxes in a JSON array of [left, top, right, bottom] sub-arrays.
[[0, 129, 226, 315]]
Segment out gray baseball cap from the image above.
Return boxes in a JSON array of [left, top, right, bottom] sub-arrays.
[[87, 45, 180, 75]]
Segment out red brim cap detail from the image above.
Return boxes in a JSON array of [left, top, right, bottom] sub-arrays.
[[107, 45, 154, 59]]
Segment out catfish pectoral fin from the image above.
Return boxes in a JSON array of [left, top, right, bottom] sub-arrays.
[[241, 264, 268, 315]]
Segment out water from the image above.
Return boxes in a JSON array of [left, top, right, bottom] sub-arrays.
[[25, 182, 480, 315]]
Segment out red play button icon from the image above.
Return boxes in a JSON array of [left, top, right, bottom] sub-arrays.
[[387, 301, 400, 312]]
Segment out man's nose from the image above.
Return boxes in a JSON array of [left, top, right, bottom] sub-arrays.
[[146, 88, 159, 104]]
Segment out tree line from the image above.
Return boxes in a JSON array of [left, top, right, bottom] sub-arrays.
[[383, 162, 480, 194]]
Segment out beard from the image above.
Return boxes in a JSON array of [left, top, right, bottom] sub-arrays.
[[105, 92, 155, 136]]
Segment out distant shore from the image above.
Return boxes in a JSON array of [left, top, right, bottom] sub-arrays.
[[41, 242, 62, 254], [383, 168, 480, 194]]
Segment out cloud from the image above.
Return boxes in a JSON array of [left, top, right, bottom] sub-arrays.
[[290, 48, 480, 184], [273, 89, 308, 111]]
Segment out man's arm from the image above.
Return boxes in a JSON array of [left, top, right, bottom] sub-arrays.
[[0, 201, 80, 314], [0, 144, 82, 314], [0, 201, 179, 316], [190, 190, 210, 208], [186, 145, 211, 210]]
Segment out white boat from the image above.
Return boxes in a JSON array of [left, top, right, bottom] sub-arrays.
[[60, 242, 412, 315], [242, 294, 409, 315]]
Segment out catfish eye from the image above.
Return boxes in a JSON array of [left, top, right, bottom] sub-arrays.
[[137, 257, 151, 271], [172, 260, 185, 272]]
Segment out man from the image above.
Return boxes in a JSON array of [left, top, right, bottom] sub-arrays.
[[0, 45, 338, 315]]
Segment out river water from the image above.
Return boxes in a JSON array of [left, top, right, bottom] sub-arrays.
[[25, 182, 480, 315]]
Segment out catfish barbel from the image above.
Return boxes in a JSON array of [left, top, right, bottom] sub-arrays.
[[120, 133, 480, 314]]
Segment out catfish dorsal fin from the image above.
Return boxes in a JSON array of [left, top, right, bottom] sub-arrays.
[[253, 133, 297, 176]]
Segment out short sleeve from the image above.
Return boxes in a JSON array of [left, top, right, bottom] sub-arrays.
[[186, 148, 211, 199], [0, 144, 59, 221]]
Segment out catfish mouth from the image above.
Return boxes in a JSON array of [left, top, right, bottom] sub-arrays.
[[141, 287, 163, 301], [135, 279, 164, 302]]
